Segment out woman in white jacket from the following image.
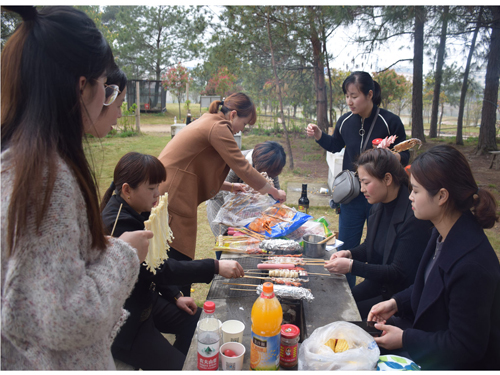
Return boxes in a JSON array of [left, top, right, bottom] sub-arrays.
[[1, 6, 151, 370]]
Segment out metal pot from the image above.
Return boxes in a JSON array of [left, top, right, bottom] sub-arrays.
[[303, 234, 326, 258]]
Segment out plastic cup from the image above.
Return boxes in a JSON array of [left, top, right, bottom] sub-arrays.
[[220, 342, 245, 371], [221, 320, 245, 344]]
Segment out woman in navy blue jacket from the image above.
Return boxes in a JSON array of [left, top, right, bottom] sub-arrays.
[[368, 144, 500, 370], [307, 71, 409, 288]]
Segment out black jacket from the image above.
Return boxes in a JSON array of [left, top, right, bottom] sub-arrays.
[[101, 194, 216, 351], [394, 212, 500, 370], [317, 105, 410, 171], [350, 186, 433, 298]]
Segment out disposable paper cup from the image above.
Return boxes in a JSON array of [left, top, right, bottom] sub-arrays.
[[221, 320, 245, 344], [220, 342, 245, 371]]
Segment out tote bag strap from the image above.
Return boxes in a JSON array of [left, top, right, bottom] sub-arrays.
[[361, 108, 380, 152]]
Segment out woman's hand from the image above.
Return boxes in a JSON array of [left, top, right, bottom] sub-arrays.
[[119, 230, 153, 263], [330, 250, 351, 260], [175, 296, 197, 315], [306, 123, 322, 141], [367, 298, 398, 323], [232, 183, 246, 194], [324, 258, 350, 274], [272, 189, 286, 202], [218, 260, 244, 278], [373, 323, 404, 350]]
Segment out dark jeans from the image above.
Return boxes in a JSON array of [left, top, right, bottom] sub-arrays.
[[338, 193, 372, 289], [112, 295, 201, 370], [167, 247, 193, 297]]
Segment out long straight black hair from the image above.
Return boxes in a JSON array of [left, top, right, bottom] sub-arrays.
[[1, 6, 115, 254]]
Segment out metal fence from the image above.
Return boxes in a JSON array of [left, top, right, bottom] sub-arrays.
[[127, 80, 166, 113]]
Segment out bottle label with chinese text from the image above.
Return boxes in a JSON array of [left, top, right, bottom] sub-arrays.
[[250, 332, 280, 370]]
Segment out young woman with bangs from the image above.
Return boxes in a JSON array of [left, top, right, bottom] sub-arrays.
[[369, 144, 500, 370], [1, 6, 150, 370], [101, 152, 245, 370], [157, 92, 286, 296]]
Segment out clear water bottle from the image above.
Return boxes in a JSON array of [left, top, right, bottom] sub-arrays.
[[197, 301, 221, 371]]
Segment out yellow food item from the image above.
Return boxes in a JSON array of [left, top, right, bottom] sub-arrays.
[[334, 339, 349, 353], [324, 338, 350, 353], [324, 338, 337, 351]]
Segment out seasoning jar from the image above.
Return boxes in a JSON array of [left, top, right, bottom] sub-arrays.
[[280, 324, 300, 369], [372, 138, 383, 148]]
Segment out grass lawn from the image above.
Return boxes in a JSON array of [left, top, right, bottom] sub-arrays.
[[87, 120, 500, 306]]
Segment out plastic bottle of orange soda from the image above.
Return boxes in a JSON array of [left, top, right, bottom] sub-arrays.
[[250, 282, 283, 370]]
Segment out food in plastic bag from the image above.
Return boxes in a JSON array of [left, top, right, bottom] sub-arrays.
[[298, 321, 380, 371], [212, 191, 275, 228], [262, 203, 296, 221]]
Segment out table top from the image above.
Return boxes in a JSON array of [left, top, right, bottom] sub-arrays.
[[182, 251, 361, 371]]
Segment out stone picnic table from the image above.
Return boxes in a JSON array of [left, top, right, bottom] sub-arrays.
[[182, 250, 361, 371]]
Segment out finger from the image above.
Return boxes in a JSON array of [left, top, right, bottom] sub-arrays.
[[237, 263, 244, 277], [143, 230, 154, 239]]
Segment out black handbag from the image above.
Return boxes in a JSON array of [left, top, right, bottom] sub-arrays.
[[331, 108, 380, 205]]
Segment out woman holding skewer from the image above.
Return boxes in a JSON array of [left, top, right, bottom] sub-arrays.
[[368, 145, 500, 370], [158, 93, 286, 296], [1, 6, 150, 370], [101, 151, 244, 370], [325, 148, 433, 320]]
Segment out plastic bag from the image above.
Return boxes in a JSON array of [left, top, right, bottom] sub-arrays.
[[298, 321, 380, 371], [285, 220, 327, 242], [212, 191, 275, 228]]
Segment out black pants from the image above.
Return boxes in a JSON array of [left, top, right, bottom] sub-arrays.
[[351, 279, 386, 320], [112, 295, 201, 370], [167, 246, 193, 297]]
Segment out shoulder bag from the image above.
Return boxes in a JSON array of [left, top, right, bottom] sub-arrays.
[[331, 108, 380, 205]]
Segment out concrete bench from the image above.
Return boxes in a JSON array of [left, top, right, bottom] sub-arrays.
[[489, 151, 500, 169]]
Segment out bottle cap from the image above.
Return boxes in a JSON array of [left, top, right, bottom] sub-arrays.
[[372, 138, 383, 147], [262, 282, 274, 294], [281, 324, 300, 339], [203, 301, 215, 314]]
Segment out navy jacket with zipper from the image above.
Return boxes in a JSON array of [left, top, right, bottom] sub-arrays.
[[317, 105, 410, 171]]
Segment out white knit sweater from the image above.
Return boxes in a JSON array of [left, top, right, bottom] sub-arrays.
[[1, 149, 140, 370]]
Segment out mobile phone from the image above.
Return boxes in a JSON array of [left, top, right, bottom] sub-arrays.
[[348, 320, 382, 337]]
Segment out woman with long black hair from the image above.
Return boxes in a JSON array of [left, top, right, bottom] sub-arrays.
[[1, 7, 150, 370]]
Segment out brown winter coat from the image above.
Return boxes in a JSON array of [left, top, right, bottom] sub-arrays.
[[158, 112, 268, 259]]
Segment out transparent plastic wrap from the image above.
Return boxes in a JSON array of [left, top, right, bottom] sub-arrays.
[[285, 220, 327, 242], [256, 284, 314, 302], [298, 321, 380, 371], [212, 191, 275, 228]]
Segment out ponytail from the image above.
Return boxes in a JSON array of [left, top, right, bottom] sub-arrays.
[[100, 181, 116, 213], [372, 81, 382, 107], [472, 188, 499, 229], [209, 100, 223, 114]]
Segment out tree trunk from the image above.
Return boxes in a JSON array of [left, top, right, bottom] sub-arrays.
[[411, 6, 426, 141], [308, 7, 329, 133], [457, 7, 482, 145], [321, 23, 335, 129], [429, 6, 449, 138], [477, 6, 500, 153], [266, 9, 294, 170]]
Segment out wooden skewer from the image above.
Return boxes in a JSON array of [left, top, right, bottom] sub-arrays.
[[243, 275, 268, 280], [230, 288, 258, 292], [307, 272, 332, 276], [317, 233, 336, 244], [110, 203, 123, 237], [223, 282, 259, 287]]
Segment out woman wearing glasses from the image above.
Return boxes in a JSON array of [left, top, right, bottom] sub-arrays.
[[94, 66, 126, 136], [1, 6, 150, 370]]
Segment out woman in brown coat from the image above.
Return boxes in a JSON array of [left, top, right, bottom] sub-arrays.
[[158, 93, 286, 295]]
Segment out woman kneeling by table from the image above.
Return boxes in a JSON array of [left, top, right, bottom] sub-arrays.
[[325, 148, 433, 319]]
